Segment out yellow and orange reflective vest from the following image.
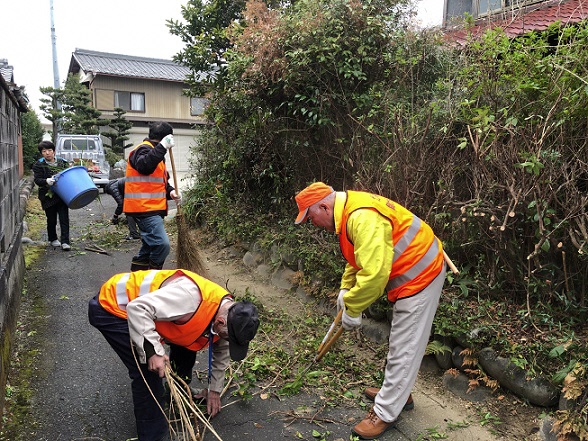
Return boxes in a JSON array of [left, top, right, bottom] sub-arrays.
[[339, 191, 444, 303], [98, 269, 229, 351], [123, 141, 167, 214]]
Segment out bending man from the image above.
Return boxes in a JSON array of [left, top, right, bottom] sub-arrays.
[[88, 269, 260, 441], [294, 182, 446, 440]]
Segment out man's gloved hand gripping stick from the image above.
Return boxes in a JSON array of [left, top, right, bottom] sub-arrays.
[[307, 251, 457, 372]]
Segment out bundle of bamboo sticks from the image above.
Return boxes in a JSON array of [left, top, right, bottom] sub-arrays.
[[164, 366, 223, 441]]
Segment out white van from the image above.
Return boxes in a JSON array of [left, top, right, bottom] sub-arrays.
[[55, 134, 110, 189]]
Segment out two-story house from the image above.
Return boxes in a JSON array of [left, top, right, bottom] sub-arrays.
[[442, 0, 588, 45], [67, 48, 208, 189]]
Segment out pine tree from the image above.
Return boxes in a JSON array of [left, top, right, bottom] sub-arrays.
[[102, 107, 133, 155], [39, 86, 64, 142], [60, 74, 108, 134], [40, 73, 108, 138]]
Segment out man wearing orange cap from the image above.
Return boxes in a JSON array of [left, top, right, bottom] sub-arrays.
[[294, 182, 446, 440]]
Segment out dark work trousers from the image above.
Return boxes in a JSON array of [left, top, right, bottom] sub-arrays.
[[88, 296, 168, 441], [169, 344, 197, 384], [45, 200, 70, 244]]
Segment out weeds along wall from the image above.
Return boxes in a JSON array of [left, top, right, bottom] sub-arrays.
[[0, 75, 28, 429]]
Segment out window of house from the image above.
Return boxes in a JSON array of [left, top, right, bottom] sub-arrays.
[[190, 97, 209, 116], [114, 91, 145, 112], [446, 0, 544, 21], [477, 0, 543, 16], [478, 0, 503, 15]]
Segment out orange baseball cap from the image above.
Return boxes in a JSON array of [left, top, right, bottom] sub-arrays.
[[294, 182, 334, 224]]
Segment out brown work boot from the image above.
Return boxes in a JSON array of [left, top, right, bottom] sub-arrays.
[[363, 388, 415, 411], [352, 408, 396, 439]]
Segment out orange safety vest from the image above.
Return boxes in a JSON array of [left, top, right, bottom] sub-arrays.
[[339, 191, 444, 303], [123, 141, 167, 214], [98, 269, 230, 351]]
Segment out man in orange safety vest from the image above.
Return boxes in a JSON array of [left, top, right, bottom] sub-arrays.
[[294, 182, 446, 440], [88, 269, 260, 441]]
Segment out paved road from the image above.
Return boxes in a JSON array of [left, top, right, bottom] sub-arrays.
[[19, 191, 502, 441]]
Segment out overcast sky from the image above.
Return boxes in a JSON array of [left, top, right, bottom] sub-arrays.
[[2, 0, 442, 122]]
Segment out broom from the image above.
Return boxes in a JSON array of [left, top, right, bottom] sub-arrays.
[[168, 147, 206, 274]]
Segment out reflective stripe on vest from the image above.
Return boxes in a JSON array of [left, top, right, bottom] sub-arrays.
[[125, 192, 167, 199], [103, 270, 174, 314], [386, 235, 440, 290], [126, 176, 166, 183], [392, 215, 422, 262], [116, 273, 131, 310], [139, 271, 157, 296], [339, 191, 444, 302]]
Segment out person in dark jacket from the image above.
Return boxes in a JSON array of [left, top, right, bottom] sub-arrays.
[[104, 178, 141, 240], [123, 122, 181, 271], [32, 140, 72, 251]]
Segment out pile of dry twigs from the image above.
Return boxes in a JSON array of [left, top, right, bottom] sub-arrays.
[[164, 366, 223, 441]]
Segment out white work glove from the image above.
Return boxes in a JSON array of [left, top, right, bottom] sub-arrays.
[[342, 310, 362, 330], [337, 289, 349, 312], [160, 134, 175, 150], [170, 189, 182, 205], [46, 177, 56, 186]]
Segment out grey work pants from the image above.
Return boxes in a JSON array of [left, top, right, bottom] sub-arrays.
[[373, 264, 446, 423]]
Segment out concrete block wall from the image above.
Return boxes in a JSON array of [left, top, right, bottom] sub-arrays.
[[0, 80, 26, 425]]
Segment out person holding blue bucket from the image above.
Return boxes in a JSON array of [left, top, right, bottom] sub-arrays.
[[32, 140, 71, 251]]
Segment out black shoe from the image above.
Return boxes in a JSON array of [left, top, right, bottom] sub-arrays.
[[130, 261, 150, 272]]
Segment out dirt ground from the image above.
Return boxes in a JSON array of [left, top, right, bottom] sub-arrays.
[[3, 190, 547, 440], [185, 234, 548, 441]]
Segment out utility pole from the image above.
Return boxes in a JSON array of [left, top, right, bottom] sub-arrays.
[[50, 0, 62, 136]]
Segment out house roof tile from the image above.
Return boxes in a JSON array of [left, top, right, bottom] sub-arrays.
[[69, 49, 192, 82], [444, 0, 588, 46]]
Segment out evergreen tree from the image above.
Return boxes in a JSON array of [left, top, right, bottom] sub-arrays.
[[60, 74, 108, 134], [102, 107, 133, 155], [39, 86, 63, 142], [40, 73, 108, 138], [168, 0, 246, 93], [21, 109, 45, 170]]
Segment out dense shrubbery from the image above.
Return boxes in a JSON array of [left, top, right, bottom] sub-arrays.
[[175, 0, 587, 434], [184, 0, 587, 307]]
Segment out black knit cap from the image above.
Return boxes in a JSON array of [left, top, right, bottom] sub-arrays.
[[227, 301, 260, 361]]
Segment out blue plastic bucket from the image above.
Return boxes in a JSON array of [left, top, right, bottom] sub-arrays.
[[52, 166, 99, 209]]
